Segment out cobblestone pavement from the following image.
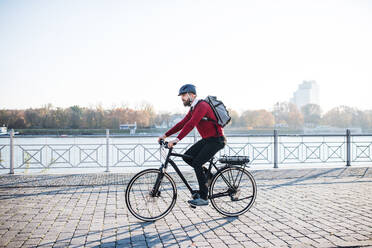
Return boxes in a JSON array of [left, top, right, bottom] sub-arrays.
[[0, 167, 371, 247]]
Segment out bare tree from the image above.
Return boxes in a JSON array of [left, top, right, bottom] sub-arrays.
[[301, 104, 322, 127], [273, 102, 304, 129]]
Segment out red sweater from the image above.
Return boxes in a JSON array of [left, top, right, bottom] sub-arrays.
[[165, 100, 223, 141]]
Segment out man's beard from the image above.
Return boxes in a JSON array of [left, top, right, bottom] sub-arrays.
[[183, 98, 192, 107]]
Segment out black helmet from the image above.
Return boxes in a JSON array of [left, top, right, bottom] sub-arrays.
[[178, 84, 196, 96]]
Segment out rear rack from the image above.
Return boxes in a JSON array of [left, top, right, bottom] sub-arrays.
[[218, 155, 250, 165]]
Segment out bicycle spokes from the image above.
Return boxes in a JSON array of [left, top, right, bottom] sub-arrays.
[[125, 169, 177, 221], [209, 166, 257, 217]]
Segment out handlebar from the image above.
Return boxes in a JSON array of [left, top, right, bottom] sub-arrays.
[[159, 139, 167, 147], [159, 139, 177, 149]]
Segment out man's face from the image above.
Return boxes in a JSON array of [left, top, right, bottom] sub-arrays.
[[180, 93, 193, 107]]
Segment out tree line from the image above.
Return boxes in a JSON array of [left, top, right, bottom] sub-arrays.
[[1, 102, 372, 130], [233, 103, 372, 130], [0, 103, 156, 129]]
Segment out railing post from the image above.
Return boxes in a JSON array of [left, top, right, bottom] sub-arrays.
[[105, 129, 110, 172], [274, 129, 278, 168], [9, 129, 14, 174], [346, 129, 351, 166]]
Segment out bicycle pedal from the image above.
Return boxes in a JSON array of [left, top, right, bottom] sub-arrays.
[[189, 204, 196, 209]]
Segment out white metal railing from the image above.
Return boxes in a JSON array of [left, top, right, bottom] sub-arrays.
[[0, 129, 371, 173]]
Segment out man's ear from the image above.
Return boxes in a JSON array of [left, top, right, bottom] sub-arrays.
[[189, 93, 196, 98]]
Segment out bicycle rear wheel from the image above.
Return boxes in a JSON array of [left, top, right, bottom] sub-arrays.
[[210, 166, 256, 217], [125, 169, 177, 221]]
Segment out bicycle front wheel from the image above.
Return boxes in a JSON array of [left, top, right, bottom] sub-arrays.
[[210, 166, 257, 217], [125, 169, 177, 221]]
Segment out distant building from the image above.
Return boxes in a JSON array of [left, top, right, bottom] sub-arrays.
[[120, 122, 137, 134], [0, 126, 7, 135], [290, 80, 320, 109]]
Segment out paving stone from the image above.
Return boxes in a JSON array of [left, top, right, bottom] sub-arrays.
[[5, 240, 25, 248], [0, 169, 371, 248]]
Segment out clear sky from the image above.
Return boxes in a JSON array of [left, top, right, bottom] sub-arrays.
[[1, 0, 371, 114]]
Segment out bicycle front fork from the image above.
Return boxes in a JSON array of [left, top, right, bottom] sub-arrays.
[[150, 166, 166, 197]]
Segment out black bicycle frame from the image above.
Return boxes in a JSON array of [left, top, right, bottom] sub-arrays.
[[160, 148, 218, 194], [153, 145, 248, 201], [157, 147, 220, 196]]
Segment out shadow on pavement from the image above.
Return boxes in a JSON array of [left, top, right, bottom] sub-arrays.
[[95, 216, 238, 248], [264, 168, 363, 190], [35, 216, 238, 248], [0, 185, 121, 200], [0, 174, 89, 187]]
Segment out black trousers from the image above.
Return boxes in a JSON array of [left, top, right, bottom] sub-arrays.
[[183, 136, 225, 200]]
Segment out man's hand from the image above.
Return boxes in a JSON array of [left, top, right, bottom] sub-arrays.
[[158, 135, 167, 144], [168, 138, 179, 148]]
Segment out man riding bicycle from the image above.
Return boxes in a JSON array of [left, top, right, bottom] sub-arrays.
[[158, 84, 226, 207]]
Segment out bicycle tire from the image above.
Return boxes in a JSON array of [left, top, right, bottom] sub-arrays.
[[209, 166, 257, 217], [125, 169, 177, 221]]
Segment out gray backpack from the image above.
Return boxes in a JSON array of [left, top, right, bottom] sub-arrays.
[[203, 96, 231, 127]]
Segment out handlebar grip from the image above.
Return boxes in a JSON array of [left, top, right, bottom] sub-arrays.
[[159, 139, 176, 148], [159, 139, 169, 148]]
